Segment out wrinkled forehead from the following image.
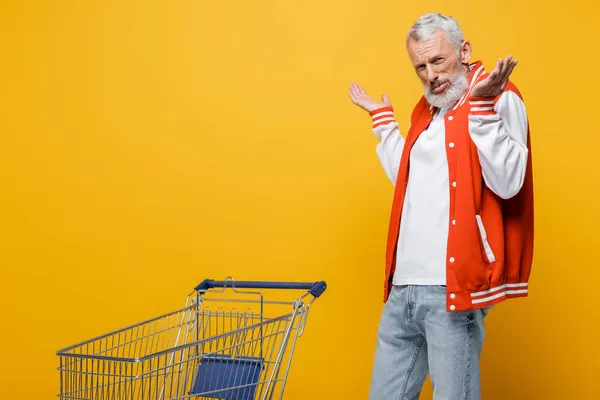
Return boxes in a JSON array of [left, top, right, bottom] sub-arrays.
[[407, 30, 455, 63]]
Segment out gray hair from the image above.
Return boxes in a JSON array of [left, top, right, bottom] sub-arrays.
[[406, 13, 465, 52]]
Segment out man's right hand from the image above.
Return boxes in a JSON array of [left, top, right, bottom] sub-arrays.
[[348, 82, 391, 113]]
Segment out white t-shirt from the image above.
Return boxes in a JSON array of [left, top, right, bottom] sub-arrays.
[[393, 107, 450, 285]]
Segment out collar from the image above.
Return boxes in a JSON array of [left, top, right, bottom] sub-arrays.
[[467, 60, 485, 88]]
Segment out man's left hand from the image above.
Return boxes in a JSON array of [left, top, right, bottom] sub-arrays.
[[470, 56, 518, 98]]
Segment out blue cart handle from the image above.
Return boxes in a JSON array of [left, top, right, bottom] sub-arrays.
[[194, 280, 327, 298]]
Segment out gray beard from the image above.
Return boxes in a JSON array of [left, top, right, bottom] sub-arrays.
[[424, 71, 469, 109]]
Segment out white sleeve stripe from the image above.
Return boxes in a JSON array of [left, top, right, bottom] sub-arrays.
[[471, 107, 495, 112], [372, 111, 394, 120], [470, 100, 495, 105], [373, 118, 396, 125]]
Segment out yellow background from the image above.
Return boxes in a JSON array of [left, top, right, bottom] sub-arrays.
[[1, 0, 598, 398]]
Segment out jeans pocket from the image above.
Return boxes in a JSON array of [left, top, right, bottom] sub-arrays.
[[432, 285, 447, 293]]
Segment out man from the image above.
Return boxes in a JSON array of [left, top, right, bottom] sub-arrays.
[[348, 13, 534, 400]]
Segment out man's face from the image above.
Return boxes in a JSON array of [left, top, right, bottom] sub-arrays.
[[408, 30, 469, 108]]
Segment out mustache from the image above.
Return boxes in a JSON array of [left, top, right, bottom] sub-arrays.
[[431, 79, 449, 89]]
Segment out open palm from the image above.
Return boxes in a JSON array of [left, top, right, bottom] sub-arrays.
[[471, 56, 518, 98], [349, 82, 391, 113]]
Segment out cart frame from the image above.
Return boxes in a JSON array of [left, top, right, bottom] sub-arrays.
[[56, 278, 327, 400]]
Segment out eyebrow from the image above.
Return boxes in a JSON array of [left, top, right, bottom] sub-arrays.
[[414, 52, 449, 68]]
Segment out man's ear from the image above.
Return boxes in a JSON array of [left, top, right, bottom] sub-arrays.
[[460, 40, 472, 64]]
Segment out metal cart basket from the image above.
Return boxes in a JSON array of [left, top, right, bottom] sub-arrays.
[[56, 278, 327, 399]]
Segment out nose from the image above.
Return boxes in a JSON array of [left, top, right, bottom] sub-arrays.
[[425, 64, 438, 84]]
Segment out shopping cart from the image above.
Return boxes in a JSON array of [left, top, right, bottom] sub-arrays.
[[56, 278, 327, 400]]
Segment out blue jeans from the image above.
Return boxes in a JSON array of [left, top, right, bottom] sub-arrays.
[[368, 285, 490, 400]]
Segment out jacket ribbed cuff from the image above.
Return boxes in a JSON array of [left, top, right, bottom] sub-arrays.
[[469, 97, 496, 116], [369, 106, 396, 128]]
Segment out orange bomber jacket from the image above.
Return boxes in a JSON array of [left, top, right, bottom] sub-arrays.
[[372, 61, 534, 312]]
